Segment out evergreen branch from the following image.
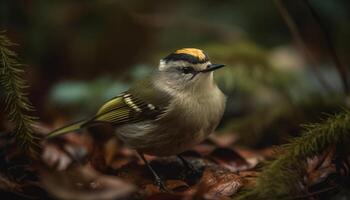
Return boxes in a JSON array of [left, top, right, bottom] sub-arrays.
[[0, 32, 40, 155], [236, 110, 350, 200]]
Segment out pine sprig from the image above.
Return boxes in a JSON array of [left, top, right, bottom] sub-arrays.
[[0, 32, 40, 155], [237, 110, 350, 200]]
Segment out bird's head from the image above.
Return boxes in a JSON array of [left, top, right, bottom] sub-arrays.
[[156, 48, 225, 92]]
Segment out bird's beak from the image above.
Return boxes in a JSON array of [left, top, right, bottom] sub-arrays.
[[199, 64, 225, 73]]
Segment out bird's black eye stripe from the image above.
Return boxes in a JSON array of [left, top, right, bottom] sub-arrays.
[[181, 66, 195, 74]]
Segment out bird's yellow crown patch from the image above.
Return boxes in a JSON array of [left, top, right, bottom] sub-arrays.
[[163, 48, 209, 64], [175, 48, 206, 61]]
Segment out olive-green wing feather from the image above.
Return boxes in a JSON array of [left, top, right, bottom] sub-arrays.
[[46, 120, 87, 138], [46, 78, 171, 138], [46, 96, 131, 138], [92, 78, 171, 125], [92, 94, 140, 124]]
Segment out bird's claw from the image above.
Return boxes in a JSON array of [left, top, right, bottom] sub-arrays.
[[155, 176, 170, 192]]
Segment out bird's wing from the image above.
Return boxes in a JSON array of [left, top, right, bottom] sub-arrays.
[[90, 79, 170, 125], [90, 93, 160, 125], [47, 79, 170, 138]]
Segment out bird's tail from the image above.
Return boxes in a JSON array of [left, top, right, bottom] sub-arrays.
[[46, 119, 88, 139]]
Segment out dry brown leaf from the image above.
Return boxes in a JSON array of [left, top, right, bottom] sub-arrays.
[[194, 164, 243, 199], [42, 129, 93, 171], [208, 147, 249, 172], [41, 165, 136, 200], [191, 139, 217, 156], [238, 170, 260, 188], [306, 146, 337, 186], [208, 134, 238, 147]]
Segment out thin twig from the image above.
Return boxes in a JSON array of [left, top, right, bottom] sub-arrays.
[[303, 0, 349, 94], [273, 0, 334, 93]]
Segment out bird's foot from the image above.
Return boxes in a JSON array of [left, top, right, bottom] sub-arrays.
[[137, 151, 171, 192], [184, 165, 202, 185], [185, 164, 201, 177], [177, 155, 202, 185], [155, 176, 170, 192]]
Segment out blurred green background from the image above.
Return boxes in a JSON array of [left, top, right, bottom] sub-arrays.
[[1, 0, 349, 148]]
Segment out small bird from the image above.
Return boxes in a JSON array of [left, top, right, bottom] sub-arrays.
[[47, 48, 226, 189]]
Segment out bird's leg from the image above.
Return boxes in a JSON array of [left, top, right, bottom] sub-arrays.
[[137, 151, 168, 191], [177, 155, 202, 184], [177, 155, 195, 171]]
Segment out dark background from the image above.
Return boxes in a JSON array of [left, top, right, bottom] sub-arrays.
[[1, 0, 349, 148]]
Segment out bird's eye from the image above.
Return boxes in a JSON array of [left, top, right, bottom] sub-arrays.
[[182, 67, 194, 74]]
